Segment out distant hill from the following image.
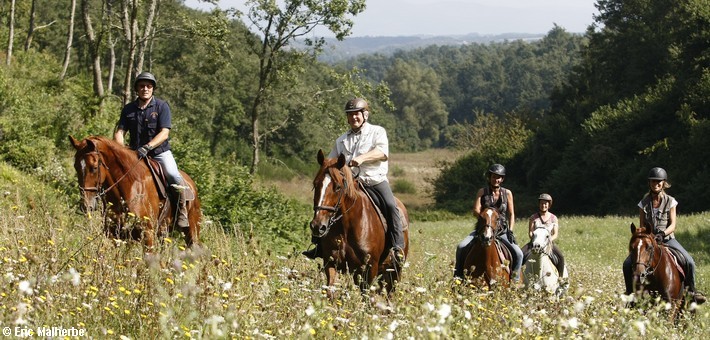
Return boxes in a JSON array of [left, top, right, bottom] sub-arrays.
[[303, 33, 546, 63]]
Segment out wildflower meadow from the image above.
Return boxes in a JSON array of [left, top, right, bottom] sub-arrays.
[[1, 161, 709, 339]]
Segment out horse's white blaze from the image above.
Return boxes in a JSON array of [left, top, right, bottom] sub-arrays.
[[483, 209, 494, 238], [317, 174, 332, 208], [80, 159, 86, 172]]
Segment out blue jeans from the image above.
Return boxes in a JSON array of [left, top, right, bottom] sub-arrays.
[[153, 150, 185, 187], [623, 238, 697, 293]]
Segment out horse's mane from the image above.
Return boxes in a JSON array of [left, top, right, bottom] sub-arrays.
[[86, 135, 146, 182], [314, 158, 357, 200]]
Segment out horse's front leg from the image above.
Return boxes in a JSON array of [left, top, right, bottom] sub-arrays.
[[325, 265, 338, 300]]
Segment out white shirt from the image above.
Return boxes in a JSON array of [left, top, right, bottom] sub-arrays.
[[329, 122, 389, 186]]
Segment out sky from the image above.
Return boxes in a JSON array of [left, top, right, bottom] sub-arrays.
[[184, 0, 599, 36]]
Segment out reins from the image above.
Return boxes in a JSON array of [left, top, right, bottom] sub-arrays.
[[634, 235, 662, 280], [79, 151, 144, 198], [312, 169, 358, 238]]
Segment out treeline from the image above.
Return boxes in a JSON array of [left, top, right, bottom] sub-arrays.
[[432, 0, 710, 216], [2, 0, 707, 230]]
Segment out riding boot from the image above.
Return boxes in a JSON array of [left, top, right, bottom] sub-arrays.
[[171, 184, 191, 229], [302, 236, 321, 260]]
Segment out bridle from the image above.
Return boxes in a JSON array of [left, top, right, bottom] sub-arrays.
[[531, 226, 553, 256], [78, 151, 142, 199], [312, 169, 356, 238], [476, 208, 501, 242], [633, 235, 661, 283]]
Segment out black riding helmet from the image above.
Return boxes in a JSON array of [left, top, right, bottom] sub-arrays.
[[648, 167, 667, 181], [487, 163, 506, 177], [134, 72, 157, 89]]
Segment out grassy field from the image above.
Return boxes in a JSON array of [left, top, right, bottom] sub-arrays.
[[2, 160, 710, 338]]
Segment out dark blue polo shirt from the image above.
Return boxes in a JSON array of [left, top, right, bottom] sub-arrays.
[[117, 97, 172, 156]]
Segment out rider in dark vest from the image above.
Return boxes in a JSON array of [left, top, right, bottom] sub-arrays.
[[114, 72, 192, 229], [454, 164, 524, 285], [622, 167, 705, 304]]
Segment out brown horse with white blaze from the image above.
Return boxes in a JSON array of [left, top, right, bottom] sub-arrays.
[[628, 222, 685, 322], [310, 150, 409, 297], [69, 135, 201, 250], [462, 207, 512, 288]]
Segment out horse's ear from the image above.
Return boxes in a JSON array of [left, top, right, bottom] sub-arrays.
[[630, 223, 636, 234], [336, 153, 347, 169], [317, 149, 325, 165], [68, 135, 82, 150]]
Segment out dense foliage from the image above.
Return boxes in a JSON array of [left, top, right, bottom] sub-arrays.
[[2, 0, 708, 234]]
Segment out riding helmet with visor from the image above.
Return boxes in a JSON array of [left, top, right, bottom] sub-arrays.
[[487, 163, 506, 177], [134, 72, 157, 89], [648, 167, 667, 181], [344, 98, 369, 113]]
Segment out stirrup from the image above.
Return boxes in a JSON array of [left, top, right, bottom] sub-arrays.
[[171, 184, 190, 192]]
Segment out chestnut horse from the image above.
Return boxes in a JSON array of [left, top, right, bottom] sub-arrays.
[[628, 223, 684, 321], [69, 135, 201, 250], [310, 150, 409, 296], [462, 207, 512, 288]]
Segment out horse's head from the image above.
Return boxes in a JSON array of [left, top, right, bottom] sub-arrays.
[[69, 135, 108, 213], [629, 222, 659, 285], [476, 207, 500, 246], [531, 226, 552, 253], [310, 150, 357, 237]]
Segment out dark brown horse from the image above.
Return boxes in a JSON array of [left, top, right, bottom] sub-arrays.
[[69, 135, 201, 250], [628, 223, 684, 321], [310, 150, 409, 297], [462, 207, 512, 288]]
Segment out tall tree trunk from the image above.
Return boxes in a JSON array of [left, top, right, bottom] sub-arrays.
[[106, 0, 115, 93], [60, 0, 77, 80], [24, 0, 37, 51], [81, 0, 105, 97], [121, 0, 138, 104], [134, 0, 157, 76], [6, 0, 16, 66]]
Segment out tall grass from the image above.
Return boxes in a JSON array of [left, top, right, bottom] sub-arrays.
[[1, 162, 709, 338]]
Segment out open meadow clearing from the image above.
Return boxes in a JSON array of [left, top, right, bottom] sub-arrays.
[[2, 159, 710, 338]]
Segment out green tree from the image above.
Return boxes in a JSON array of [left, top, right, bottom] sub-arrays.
[[240, 0, 366, 174], [384, 59, 448, 150]]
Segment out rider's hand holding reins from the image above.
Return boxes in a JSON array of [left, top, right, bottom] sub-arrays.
[[137, 144, 152, 159]]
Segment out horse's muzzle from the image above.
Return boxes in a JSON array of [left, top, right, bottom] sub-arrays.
[[79, 195, 99, 214], [310, 220, 328, 237]]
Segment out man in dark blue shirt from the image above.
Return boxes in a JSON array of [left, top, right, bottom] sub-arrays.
[[114, 72, 191, 228]]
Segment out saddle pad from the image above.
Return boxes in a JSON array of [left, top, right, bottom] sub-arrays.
[[664, 246, 686, 279], [359, 181, 388, 232], [495, 241, 511, 274], [146, 158, 168, 200]]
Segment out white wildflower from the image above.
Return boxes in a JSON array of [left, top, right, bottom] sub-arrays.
[[18, 280, 33, 295], [415, 287, 427, 293], [305, 305, 315, 316], [437, 303, 451, 323], [69, 267, 81, 286], [634, 320, 646, 335], [222, 281, 233, 291]]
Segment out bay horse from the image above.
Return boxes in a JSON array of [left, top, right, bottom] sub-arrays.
[[524, 226, 568, 295], [462, 207, 512, 288], [628, 222, 685, 322], [69, 135, 201, 250], [310, 150, 409, 297]]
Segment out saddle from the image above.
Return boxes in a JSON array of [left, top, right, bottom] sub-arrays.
[[144, 158, 195, 201], [357, 180, 407, 234], [494, 239, 512, 275], [663, 245, 686, 279]]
